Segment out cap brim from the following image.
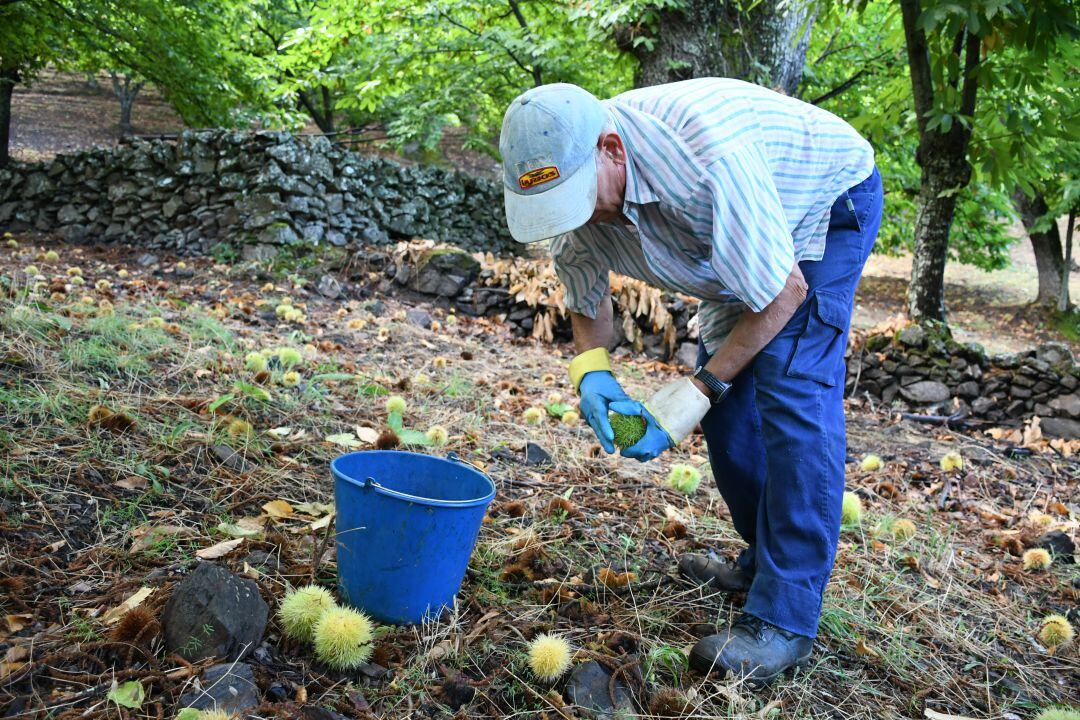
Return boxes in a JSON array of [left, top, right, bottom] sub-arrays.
[[504, 160, 596, 243]]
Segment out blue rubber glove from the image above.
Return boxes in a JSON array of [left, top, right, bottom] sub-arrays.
[[609, 400, 674, 462], [578, 371, 633, 454]]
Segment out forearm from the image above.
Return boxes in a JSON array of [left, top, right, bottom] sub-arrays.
[[570, 292, 614, 354], [700, 266, 808, 385]]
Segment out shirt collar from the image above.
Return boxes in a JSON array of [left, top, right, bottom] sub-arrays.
[[608, 104, 659, 212]]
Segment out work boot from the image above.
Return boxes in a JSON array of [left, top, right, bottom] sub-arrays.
[[689, 613, 813, 686], [678, 553, 752, 592]]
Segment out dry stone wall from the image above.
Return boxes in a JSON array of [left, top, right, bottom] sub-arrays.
[[847, 323, 1079, 438], [0, 130, 515, 257]]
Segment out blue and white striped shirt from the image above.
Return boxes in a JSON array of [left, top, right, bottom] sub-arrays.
[[550, 78, 875, 352]]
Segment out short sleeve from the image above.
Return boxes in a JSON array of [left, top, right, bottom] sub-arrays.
[[550, 228, 611, 319], [703, 147, 794, 312]]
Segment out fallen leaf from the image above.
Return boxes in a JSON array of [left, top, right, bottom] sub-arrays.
[[115, 475, 148, 491], [854, 638, 878, 658], [196, 538, 244, 559], [355, 426, 379, 444], [262, 500, 294, 519], [426, 639, 455, 661], [1022, 417, 1043, 448], [293, 501, 334, 517], [101, 587, 155, 624], [924, 710, 983, 720], [310, 513, 335, 532], [129, 525, 195, 553], [0, 662, 25, 681], [3, 646, 28, 663], [4, 615, 32, 633], [107, 680, 145, 709], [326, 432, 362, 449], [217, 517, 265, 538], [266, 426, 292, 438]]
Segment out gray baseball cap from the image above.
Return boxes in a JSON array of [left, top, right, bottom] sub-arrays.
[[499, 83, 607, 243]]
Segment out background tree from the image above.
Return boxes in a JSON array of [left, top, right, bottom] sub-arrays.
[[108, 71, 145, 137], [591, 0, 818, 92], [0, 0, 267, 167], [898, 0, 1077, 322]]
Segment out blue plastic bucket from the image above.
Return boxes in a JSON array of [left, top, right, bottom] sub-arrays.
[[331, 450, 496, 625]]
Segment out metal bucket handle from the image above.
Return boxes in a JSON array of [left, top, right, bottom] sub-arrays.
[[362, 452, 480, 492]]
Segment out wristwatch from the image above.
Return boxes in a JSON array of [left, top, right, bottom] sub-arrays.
[[693, 366, 732, 404]]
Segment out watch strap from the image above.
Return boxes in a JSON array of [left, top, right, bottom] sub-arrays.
[[693, 366, 731, 403]]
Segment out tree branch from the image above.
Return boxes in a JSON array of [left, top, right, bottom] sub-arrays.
[[809, 50, 893, 105], [439, 10, 536, 84], [810, 69, 868, 105], [507, 0, 542, 86], [899, 0, 935, 133], [948, 29, 965, 90], [959, 30, 980, 119]]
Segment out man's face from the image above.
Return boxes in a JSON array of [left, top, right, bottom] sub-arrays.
[[587, 132, 627, 225]]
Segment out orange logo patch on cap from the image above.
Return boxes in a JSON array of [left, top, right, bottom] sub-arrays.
[[518, 166, 560, 190]]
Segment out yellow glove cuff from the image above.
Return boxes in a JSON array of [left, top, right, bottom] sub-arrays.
[[568, 347, 612, 393]]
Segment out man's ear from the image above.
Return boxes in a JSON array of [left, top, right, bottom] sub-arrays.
[[597, 132, 626, 164]]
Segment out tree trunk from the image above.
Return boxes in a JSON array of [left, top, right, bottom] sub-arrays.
[[1013, 188, 1065, 306], [1061, 210, 1075, 312], [907, 147, 969, 320], [298, 86, 335, 134], [0, 65, 18, 169], [900, 0, 980, 323], [109, 71, 144, 137], [619, 0, 817, 93]]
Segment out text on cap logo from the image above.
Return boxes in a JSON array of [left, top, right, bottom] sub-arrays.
[[518, 166, 560, 190]]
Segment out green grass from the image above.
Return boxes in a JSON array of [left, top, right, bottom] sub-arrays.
[[1051, 308, 1080, 342]]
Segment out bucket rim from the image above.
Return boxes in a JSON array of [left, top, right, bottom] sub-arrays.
[[332, 450, 496, 508]]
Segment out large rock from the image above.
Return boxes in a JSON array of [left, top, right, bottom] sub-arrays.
[[899, 380, 951, 404], [1048, 393, 1080, 418], [1035, 342, 1074, 367], [896, 325, 926, 348], [162, 562, 268, 662], [1039, 416, 1080, 440], [177, 662, 260, 716], [408, 248, 480, 297], [564, 661, 637, 719], [676, 342, 699, 369]]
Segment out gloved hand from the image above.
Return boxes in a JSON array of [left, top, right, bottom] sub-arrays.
[[578, 371, 633, 454], [609, 400, 672, 462], [623, 378, 713, 462]]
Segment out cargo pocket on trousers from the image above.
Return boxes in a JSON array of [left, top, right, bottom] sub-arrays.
[[786, 290, 849, 387]]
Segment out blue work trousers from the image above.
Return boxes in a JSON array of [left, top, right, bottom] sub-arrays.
[[696, 167, 883, 638]]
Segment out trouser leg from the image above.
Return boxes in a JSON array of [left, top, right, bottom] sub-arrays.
[[697, 344, 766, 574], [734, 169, 883, 637]]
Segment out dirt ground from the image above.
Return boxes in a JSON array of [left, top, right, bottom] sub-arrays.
[[0, 237, 1077, 719]]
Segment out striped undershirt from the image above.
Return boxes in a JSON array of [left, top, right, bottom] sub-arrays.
[[550, 77, 875, 353]]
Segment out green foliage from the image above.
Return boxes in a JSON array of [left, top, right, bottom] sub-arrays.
[[0, 0, 267, 127], [806, 0, 1078, 271], [259, 1, 632, 152]]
